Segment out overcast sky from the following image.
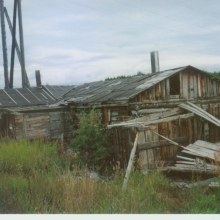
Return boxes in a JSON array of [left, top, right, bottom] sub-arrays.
[[0, 0, 220, 88]]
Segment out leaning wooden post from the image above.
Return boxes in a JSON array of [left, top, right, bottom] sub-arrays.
[[122, 131, 139, 192]]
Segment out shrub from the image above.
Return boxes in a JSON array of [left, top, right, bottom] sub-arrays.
[[69, 109, 114, 172]]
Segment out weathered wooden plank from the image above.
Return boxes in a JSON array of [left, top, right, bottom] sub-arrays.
[[187, 102, 220, 125], [152, 85, 156, 100], [122, 132, 139, 192], [145, 130, 154, 169], [26, 121, 50, 128], [166, 78, 170, 100], [176, 155, 195, 162], [210, 79, 214, 97], [138, 136, 188, 150], [188, 118, 193, 144], [25, 116, 49, 123], [193, 74, 198, 98], [23, 115, 27, 139], [103, 108, 109, 129], [194, 140, 220, 151], [168, 167, 216, 174], [218, 82, 220, 96], [193, 116, 198, 142], [183, 72, 188, 99], [108, 113, 194, 129], [168, 121, 174, 158], [205, 77, 209, 97], [162, 80, 166, 100], [201, 75, 206, 97], [179, 71, 183, 98], [197, 73, 201, 98], [138, 108, 169, 115], [155, 84, 160, 100], [213, 80, 217, 97], [180, 103, 220, 127], [138, 131, 148, 170], [190, 73, 194, 98]]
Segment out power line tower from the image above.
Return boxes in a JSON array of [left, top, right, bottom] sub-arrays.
[[0, 0, 30, 89]]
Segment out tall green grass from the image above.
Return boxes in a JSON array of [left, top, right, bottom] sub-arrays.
[[0, 138, 220, 214]]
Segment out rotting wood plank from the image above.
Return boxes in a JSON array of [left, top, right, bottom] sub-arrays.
[[193, 116, 198, 142], [138, 136, 188, 151], [190, 73, 194, 99], [174, 164, 217, 171], [167, 167, 216, 174], [155, 84, 160, 100], [119, 107, 183, 125], [138, 131, 148, 170], [214, 81, 217, 96], [183, 72, 188, 99], [179, 103, 220, 127], [197, 73, 201, 98], [162, 80, 166, 100], [201, 75, 206, 97], [188, 118, 193, 144], [166, 78, 170, 100], [122, 132, 139, 192], [152, 85, 156, 100], [108, 113, 194, 129], [188, 144, 217, 155], [193, 73, 198, 98], [145, 130, 154, 169], [179, 71, 183, 98], [187, 102, 220, 125], [176, 155, 195, 162]]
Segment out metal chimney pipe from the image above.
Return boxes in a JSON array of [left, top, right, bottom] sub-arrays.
[[0, 0, 9, 89], [35, 70, 42, 88], [150, 51, 160, 73]]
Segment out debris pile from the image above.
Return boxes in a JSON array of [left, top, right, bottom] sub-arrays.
[[168, 140, 220, 174]]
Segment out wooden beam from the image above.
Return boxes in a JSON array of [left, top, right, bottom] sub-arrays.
[[122, 132, 139, 192], [166, 78, 170, 100], [138, 136, 188, 151]]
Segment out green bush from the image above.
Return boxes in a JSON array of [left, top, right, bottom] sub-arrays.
[[69, 109, 114, 172]]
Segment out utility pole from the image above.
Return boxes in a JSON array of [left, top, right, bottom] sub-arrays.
[[4, 7, 30, 88], [0, 0, 9, 89], [9, 0, 17, 89], [17, 0, 27, 88]]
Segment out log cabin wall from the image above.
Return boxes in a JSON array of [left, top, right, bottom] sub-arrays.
[[129, 68, 220, 103], [4, 110, 73, 140]]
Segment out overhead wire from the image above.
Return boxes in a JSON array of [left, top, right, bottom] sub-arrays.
[[64, 0, 196, 37], [112, 0, 217, 32], [63, 0, 217, 51], [165, 0, 220, 19]]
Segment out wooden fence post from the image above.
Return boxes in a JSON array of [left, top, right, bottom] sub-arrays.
[[122, 131, 139, 192]]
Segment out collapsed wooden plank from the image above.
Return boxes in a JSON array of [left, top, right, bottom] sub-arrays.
[[167, 167, 217, 175], [138, 136, 188, 151], [179, 103, 220, 127], [187, 101, 220, 125], [194, 140, 220, 151], [108, 113, 194, 129]]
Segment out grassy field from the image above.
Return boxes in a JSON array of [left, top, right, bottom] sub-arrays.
[[0, 138, 220, 214]]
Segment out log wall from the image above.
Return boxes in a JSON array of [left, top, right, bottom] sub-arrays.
[[3, 110, 73, 140]]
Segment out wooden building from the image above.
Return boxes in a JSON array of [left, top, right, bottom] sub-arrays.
[[0, 86, 73, 140], [59, 64, 220, 169]]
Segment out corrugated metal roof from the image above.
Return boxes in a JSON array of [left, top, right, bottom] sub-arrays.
[[43, 85, 75, 99], [0, 88, 55, 108], [62, 66, 187, 105]]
